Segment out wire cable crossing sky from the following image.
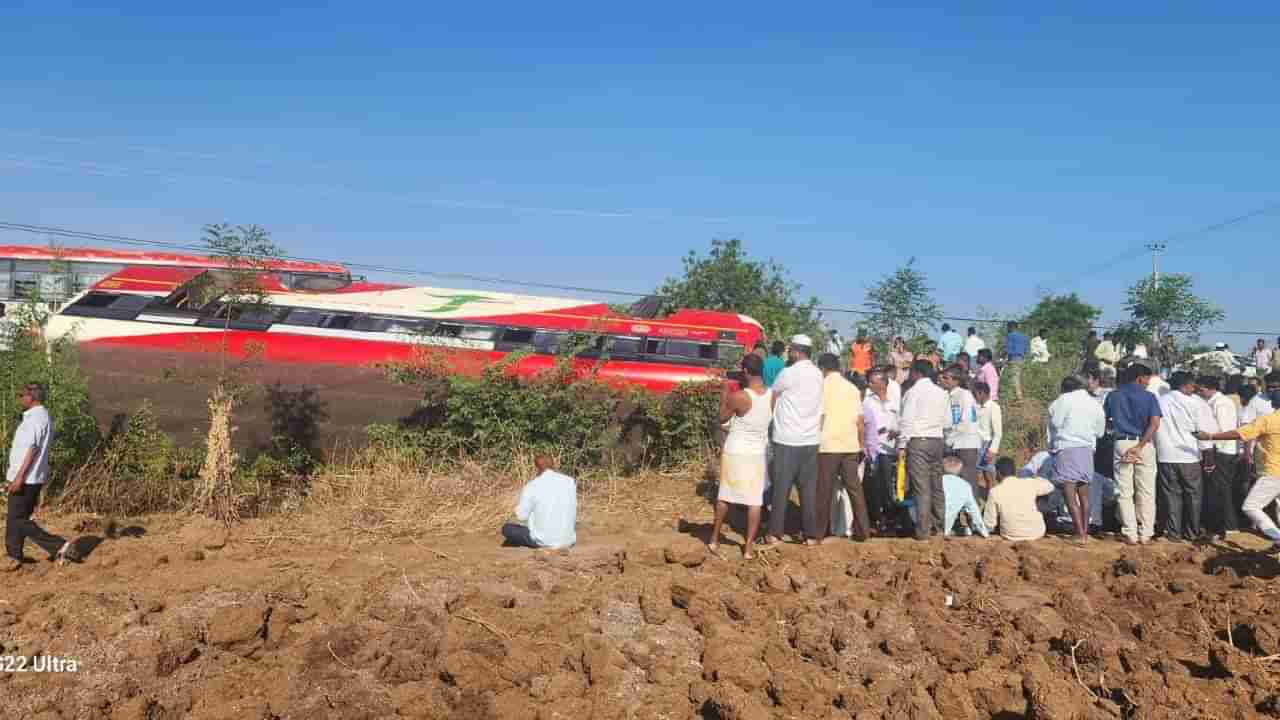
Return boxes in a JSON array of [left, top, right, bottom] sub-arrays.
[[2, 219, 1277, 337]]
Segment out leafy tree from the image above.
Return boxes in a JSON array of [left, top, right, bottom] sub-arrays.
[[1121, 273, 1224, 368], [189, 223, 287, 526], [863, 258, 941, 351], [1021, 293, 1102, 355], [194, 223, 287, 383], [657, 238, 822, 342]]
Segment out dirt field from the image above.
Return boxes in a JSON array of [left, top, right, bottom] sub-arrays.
[[4, 475, 1280, 720]]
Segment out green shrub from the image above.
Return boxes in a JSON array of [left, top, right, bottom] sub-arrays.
[[58, 400, 185, 515], [379, 349, 722, 476], [998, 352, 1086, 464]]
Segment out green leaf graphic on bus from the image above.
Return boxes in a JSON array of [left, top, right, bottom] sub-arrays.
[[421, 294, 501, 313]]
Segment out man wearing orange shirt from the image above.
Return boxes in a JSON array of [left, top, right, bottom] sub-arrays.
[[849, 331, 874, 376]]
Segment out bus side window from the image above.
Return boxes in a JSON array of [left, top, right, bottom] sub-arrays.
[[533, 331, 565, 353], [502, 328, 535, 345], [323, 314, 355, 330], [608, 336, 642, 357]]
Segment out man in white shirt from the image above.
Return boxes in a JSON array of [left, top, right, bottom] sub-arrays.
[[767, 335, 825, 545], [826, 330, 843, 358], [5, 383, 77, 569], [963, 327, 986, 358], [1095, 333, 1121, 383], [863, 367, 899, 533], [886, 372, 902, 416], [1241, 384, 1274, 478], [1030, 330, 1051, 364], [1153, 372, 1216, 542], [503, 456, 577, 549], [1197, 375, 1240, 540], [974, 380, 1002, 500], [1256, 339, 1274, 377], [898, 359, 949, 540], [1046, 375, 1107, 544], [939, 366, 982, 502]]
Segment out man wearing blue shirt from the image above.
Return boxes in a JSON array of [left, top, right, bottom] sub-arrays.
[[1004, 321, 1030, 401], [502, 456, 577, 549], [909, 455, 989, 537], [938, 324, 963, 364], [1103, 360, 1163, 545], [762, 341, 786, 388]]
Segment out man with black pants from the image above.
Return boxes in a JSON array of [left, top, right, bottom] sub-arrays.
[[1152, 372, 1215, 543], [1198, 375, 1241, 539], [899, 359, 949, 540], [766, 335, 824, 545], [5, 383, 76, 571], [863, 367, 899, 533]]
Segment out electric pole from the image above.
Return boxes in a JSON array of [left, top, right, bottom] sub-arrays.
[[1146, 242, 1167, 370], [1146, 241, 1166, 289]]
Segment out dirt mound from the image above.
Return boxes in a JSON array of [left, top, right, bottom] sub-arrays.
[[3, 490, 1280, 719]]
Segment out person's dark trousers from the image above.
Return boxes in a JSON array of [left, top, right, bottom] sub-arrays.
[[864, 454, 896, 530], [1094, 436, 1115, 479], [954, 448, 980, 502], [501, 523, 539, 548], [906, 438, 945, 539], [1204, 453, 1242, 536], [1157, 462, 1204, 540], [817, 452, 871, 540], [6, 483, 66, 561], [769, 443, 819, 540]]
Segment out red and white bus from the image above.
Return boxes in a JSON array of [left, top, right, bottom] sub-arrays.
[[46, 263, 763, 393], [36, 251, 762, 446]]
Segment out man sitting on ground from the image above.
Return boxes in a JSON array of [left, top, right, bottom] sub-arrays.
[[983, 457, 1056, 542], [941, 455, 989, 537], [502, 456, 577, 549]]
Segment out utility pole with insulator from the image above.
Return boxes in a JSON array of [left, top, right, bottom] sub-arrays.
[[1146, 241, 1167, 370]]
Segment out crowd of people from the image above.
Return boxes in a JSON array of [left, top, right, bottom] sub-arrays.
[[697, 328, 1280, 558], [8, 324, 1279, 563]]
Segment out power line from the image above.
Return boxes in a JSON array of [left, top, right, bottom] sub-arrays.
[[1049, 200, 1280, 291], [0, 221, 649, 298], [1, 219, 1277, 337]]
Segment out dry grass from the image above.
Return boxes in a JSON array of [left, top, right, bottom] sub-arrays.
[[57, 457, 189, 516], [245, 446, 715, 545], [192, 386, 242, 527], [298, 449, 533, 540]]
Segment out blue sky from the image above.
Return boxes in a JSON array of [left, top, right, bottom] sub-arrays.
[[2, 3, 1277, 344]]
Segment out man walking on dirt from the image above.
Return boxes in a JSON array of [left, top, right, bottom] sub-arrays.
[[5, 383, 77, 570], [1104, 361, 1163, 545], [766, 335, 824, 545], [899, 359, 949, 540]]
